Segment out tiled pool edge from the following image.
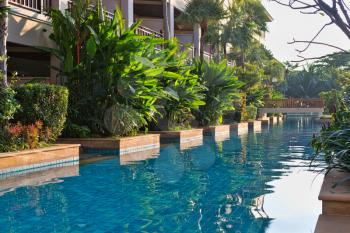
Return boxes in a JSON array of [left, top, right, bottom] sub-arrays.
[[0, 144, 80, 176]]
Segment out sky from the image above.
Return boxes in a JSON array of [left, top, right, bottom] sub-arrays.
[[262, 0, 350, 65]]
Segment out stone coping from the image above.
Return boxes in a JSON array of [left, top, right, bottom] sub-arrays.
[[319, 170, 350, 203], [314, 215, 350, 233], [150, 129, 203, 143], [57, 134, 160, 154], [0, 144, 81, 158], [204, 125, 230, 133]]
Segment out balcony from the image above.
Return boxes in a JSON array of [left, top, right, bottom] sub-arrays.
[[9, 0, 51, 13]]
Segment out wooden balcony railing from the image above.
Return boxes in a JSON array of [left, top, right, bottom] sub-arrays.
[[9, 0, 51, 13], [263, 98, 325, 108]]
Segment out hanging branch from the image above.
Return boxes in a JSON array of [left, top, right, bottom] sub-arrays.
[[271, 0, 350, 62]]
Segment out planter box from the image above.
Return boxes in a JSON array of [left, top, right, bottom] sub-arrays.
[[248, 121, 262, 132], [319, 170, 350, 216], [0, 163, 79, 193], [58, 134, 160, 155], [204, 125, 230, 142], [230, 123, 248, 136], [0, 144, 80, 175], [150, 129, 203, 144], [260, 118, 270, 126], [120, 148, 159, 165], [314, 215, 350, 233], [179, 139, 203, 150], [270, 116, 278, 124], [277, 116, 284, 123]]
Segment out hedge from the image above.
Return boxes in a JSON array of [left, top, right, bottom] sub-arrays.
[[14, 84, 69, 141]]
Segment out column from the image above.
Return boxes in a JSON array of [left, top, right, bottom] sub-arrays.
[[121, 0, 134, 28], [193, 23, 201, 58], [163, 0, 174, 39]]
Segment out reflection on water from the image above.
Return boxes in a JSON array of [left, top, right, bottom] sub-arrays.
[[0, 116, 323, 233]]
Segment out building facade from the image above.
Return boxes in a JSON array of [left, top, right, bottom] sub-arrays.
[[7, 0, 202, 84]]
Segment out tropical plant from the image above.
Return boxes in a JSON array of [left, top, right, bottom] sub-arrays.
[[156, 40, 205, 130], [312, 108, 350, 172], [193, 60, 241, 126], [224, 0, 269, 65], [47, 2, 166, 137], [178, 0, 226, 60]]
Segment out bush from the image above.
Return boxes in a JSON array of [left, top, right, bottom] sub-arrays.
[[0, 87, 20, 127], [245, 105, 257, 121], [193, 60, 242, 126], [14, 84, 69, 141]]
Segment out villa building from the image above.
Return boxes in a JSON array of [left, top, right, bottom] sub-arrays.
[[7, 0, 271, 84]]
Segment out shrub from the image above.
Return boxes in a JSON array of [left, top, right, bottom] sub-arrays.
[[14, 84, 69, 141], [245, 105, 257, 121], [0, 87, 20, 127], [193, 60, 242, 126]]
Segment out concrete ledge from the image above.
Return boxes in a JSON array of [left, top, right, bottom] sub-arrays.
[[248, 121, 262, 132], [230, 123, 248, 135], [58, 134, 160, 155], [150, 129, 203, 144], [204, 125, 230, 141], [0, 144, 80, 175], [270, 116, 278, 124], [314, 215, 350, 233], [319, 170, 350, 216]]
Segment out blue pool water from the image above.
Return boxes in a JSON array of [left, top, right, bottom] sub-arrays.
[[0, 116, 324, 233]]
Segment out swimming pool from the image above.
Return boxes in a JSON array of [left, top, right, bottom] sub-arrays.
[[0, 116, 323, 233]]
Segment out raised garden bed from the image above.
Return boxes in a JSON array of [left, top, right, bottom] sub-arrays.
[[150, 129, 203, 144], [204, 125, 230, 142], [230, 123, 248, 136], [270, 116, 278, 124], [318, 170, 350, 216], [0, 144, 80, 175], [58, 134, 160, 155], [248, 121, 262, 132], [314, 170, 350, 233]]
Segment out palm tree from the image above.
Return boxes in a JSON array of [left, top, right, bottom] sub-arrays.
[[179, 0, 226, 61], [223, 0, 269, 66], [0, 0, 8, 87]]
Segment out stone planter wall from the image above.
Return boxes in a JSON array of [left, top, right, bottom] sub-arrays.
[[248, 121, 262, 132], [0, 144, 80, 175], [58, 134, 160, 155], [315, 170, 350, 233], [204, 125, 230, 142], [230, 123, 248, 136]]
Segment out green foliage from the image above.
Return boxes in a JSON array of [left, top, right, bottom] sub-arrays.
[[157, 40, 205, 130], [194, 60, 242, 126], [48, 4, 165, 136], [14, 84, 69, 141], [312, 109, 350, 172], [62, 122, 91, 138], [0, 87, 20, 126], [320, 91, 344, 114], [245, 105, 257, 121]]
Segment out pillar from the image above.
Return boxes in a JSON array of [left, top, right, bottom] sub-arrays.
[[163, 0, 174, 39], [121, 0, 134, 28], [193, 23, 201, 58]]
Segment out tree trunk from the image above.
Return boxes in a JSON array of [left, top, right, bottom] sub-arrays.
[[0, 0, 8, 88], [200, 27, 206, 61]]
